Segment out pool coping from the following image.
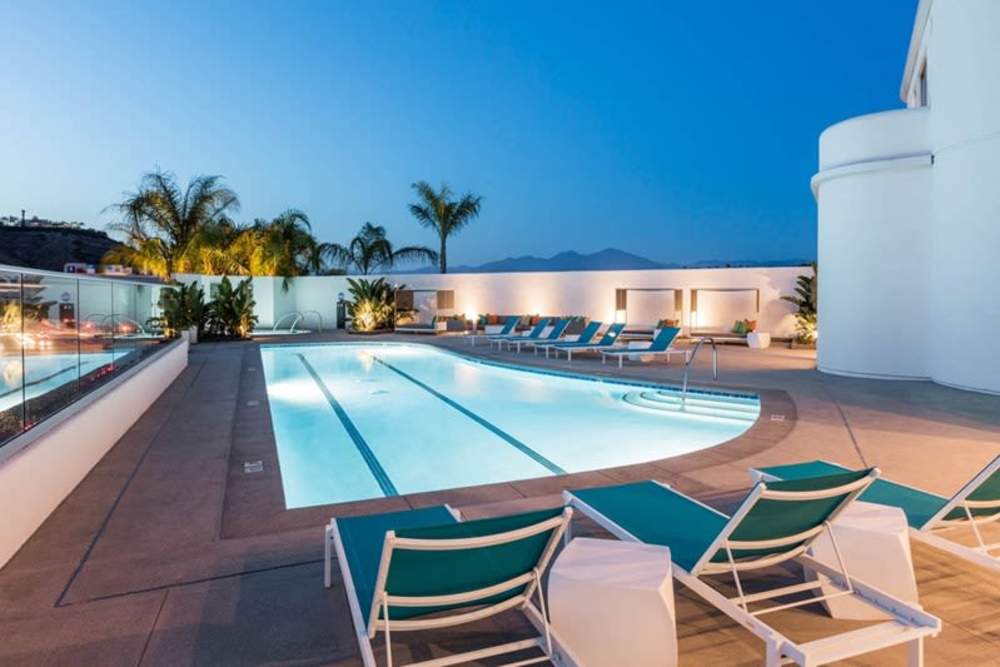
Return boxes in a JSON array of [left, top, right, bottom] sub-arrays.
[[220, 340, 796, 540]]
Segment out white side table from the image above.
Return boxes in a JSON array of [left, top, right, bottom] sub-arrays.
[[806, 500, 919, 620], [746, 332, 771, 348], [549, 537, 677, 667]]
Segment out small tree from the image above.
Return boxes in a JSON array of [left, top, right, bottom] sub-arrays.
[[328, 222, 437, 274], [782, 263, 817, 344], [408, 182, 482, 273]]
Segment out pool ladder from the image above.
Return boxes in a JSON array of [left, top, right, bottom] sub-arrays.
[[681, 337, 719, 410], [272, 310, 324, 333]]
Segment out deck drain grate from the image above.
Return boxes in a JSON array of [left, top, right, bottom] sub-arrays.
[[770, 414, 786, 422], [244, 460, 264, 473]]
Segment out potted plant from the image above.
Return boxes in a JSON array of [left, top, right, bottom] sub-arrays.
[[782, 263, 817, 348], [158, 282, 206, 343]]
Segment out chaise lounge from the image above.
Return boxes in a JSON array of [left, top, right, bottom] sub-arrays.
[[325, 504, 574, 667], [751, 457, 1000, 573], [564, 474, 941, 666], [599, 326, 681, 368]]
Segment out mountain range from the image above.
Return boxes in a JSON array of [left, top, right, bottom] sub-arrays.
[[400, 248, 810, 274]]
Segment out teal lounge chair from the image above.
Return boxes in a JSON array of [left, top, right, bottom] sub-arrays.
[[599, 326, 681, 368], [564, 476, 940, 666], [469, 316, 519, 346], [752, 456, 1000, 573], [545, 322, 626, 360], [488, 318, 550, 351], [513, 317, 572, 353], [533, 320, 600, 356], [325, 505, 573, 667]]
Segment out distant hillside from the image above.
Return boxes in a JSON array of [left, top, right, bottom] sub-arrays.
[[0, 226, 122, 272], [400, 248, 811, 274]]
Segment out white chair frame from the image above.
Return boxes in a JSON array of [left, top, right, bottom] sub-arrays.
[[326, 507, 575, 667]]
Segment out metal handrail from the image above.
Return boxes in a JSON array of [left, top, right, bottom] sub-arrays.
[[272, 312, 303, 333], [681, 336, 719, 410], [299, 310, 324, 333]]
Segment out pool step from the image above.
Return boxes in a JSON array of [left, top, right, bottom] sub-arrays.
[[622, 390, 759, 422]]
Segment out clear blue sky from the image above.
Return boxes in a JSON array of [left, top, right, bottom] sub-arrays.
[[1, 1, 916, 266]]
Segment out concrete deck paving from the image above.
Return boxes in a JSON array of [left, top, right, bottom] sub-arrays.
[[1, 332, 998, 666]]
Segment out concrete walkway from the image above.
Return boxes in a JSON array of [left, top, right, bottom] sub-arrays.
[[1, 333, 998, 665]]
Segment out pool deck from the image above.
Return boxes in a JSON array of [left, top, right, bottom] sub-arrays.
[[1, 332, 999, 665]]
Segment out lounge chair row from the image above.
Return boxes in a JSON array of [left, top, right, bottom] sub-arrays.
[[325, 455, 1000, 666], [471, 316, 688, 367]]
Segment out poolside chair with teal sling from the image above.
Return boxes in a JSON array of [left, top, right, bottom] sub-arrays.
[[488, 318, 550, 351], [513, 317, 571, 353], [752, 456, 1000, 573], [469, 316, 519, 346], [599, 325, 681, 368], [564, 474, 940, 666], [545, 322, 626, 360], [532, 320, 599, 356], [325, 504, 574, 667]]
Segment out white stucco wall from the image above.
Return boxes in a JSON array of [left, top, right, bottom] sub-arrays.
[[179, 267, 807, 338], [0, 339, 188, 568], [814, 0, 1000, 394]]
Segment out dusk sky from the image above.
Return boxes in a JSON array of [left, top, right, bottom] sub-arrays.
[[1, 1, 916, 267]]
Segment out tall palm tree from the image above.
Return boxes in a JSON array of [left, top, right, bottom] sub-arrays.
[[408, 182, 482, 273], [328, 222, 437, 274], [105, 170, 240, 278]]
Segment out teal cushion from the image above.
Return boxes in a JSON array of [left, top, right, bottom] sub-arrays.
[[336, 505, 458, 624], [757, 460, 949, 529], [571, 481, 726, 572]]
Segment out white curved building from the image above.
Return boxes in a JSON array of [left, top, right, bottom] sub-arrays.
[[814, 0, 1000, 394]]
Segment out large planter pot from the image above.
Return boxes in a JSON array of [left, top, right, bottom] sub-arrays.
[[187, 326, 198, 344]]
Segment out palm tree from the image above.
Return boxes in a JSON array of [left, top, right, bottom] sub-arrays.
[[105, 170, 240, 278], [408, 182, 482, 273], [328, 222, 437, 274]]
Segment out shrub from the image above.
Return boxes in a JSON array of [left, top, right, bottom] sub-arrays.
[[205, 276, 257, 339]]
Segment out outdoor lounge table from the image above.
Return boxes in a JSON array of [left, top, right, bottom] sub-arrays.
[[548, 537, 677, 667], [807, 500, 920, 621]]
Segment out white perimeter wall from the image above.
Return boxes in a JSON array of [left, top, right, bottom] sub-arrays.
[[0, 339, 188, 568], [177, 267, 807, 338]]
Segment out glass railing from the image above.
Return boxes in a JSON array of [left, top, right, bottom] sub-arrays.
[[0, 264, 169, 447]]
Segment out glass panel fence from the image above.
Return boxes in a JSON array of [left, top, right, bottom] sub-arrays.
[[0, 265, 169, 449], [0, 271, 24, 442]]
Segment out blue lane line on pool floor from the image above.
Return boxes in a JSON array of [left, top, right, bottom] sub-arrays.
[[371, 355, 567, 476], [296, 353, 398, 496]]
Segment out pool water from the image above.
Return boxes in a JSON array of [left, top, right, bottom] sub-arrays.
[[0, 352, 118, 413], [261, 343, 760, 508]]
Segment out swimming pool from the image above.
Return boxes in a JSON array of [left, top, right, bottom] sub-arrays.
[[261, 343, 760, 508]]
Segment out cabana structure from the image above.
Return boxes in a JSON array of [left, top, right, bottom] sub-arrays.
[[614, 287, 683, 340], [689, 287, 761, 344], [393, 288, 462, 334]]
